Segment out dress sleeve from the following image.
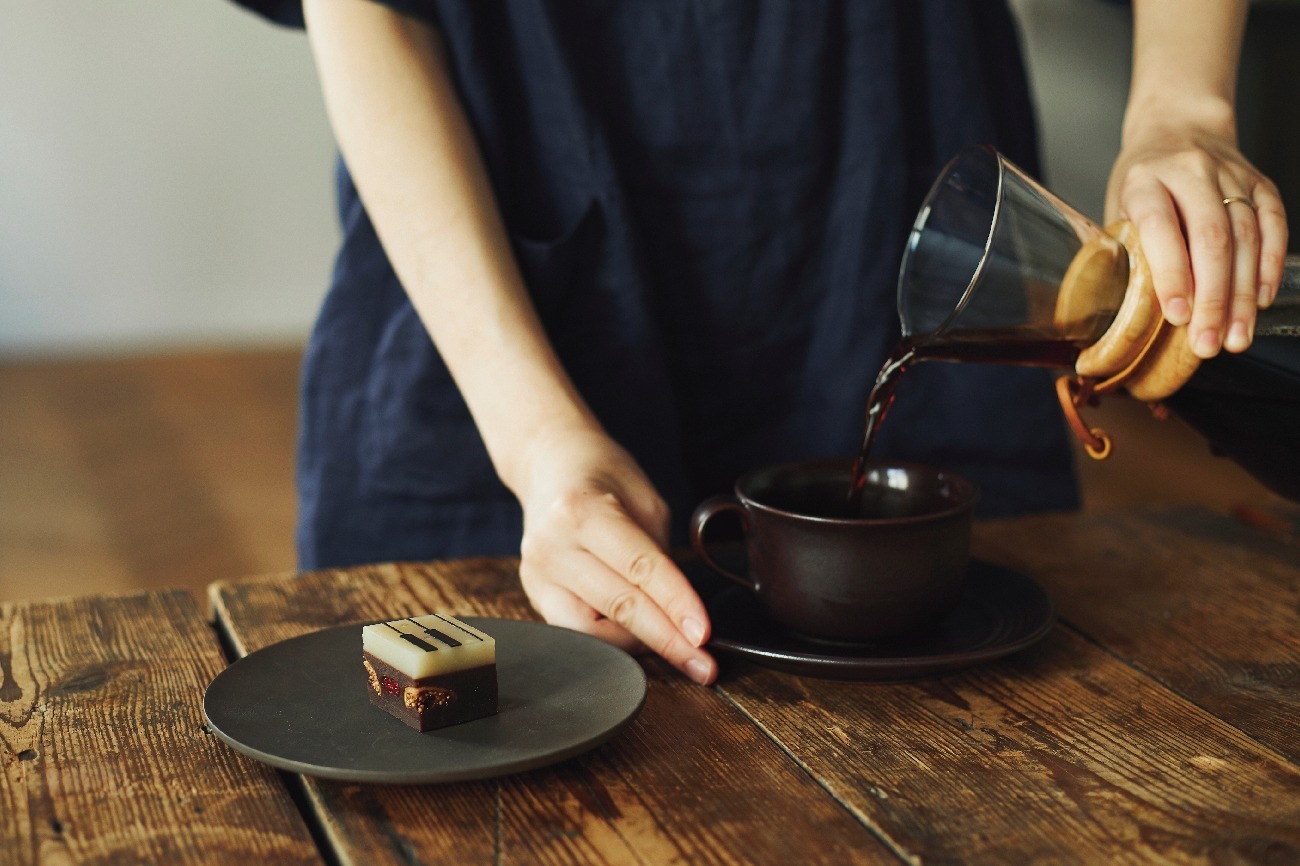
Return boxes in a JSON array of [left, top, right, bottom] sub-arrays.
[[227, 0, 435, 29]]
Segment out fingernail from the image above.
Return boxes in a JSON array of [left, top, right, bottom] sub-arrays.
[[1194, 329, 1221, 358], [1225, 321, 1250, 353], [685, 657, 713, 685], [1258, 284, 1274, 308], [682, 617, 706, 647], [1165, 297, 1192, 326]]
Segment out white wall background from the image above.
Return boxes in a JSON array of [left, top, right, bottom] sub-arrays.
[[0, 0, 1136, 357], [1013, 0, 1133, 222], [0, 1, 338, 357]]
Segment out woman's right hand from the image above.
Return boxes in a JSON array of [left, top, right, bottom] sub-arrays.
[[513, 425, 717, 685], [302, 1, 714, 682]]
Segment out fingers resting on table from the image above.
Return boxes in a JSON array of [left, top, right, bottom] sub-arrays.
[[517, 442, 717, 686]]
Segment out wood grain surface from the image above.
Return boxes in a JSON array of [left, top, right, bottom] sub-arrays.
[[719, 628, 1300, 864], [211, 511, 1300, 866], [975, 506, 1300, 761], [211, 560, 898, 865], [0, 589, 320, 865], [706, 507, 1300, 864]]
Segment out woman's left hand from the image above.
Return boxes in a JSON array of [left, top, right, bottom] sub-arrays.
[[1105, 123, 1288, 358]]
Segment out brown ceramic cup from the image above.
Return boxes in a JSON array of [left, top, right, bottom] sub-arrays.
[[689, 459, 979, 643]]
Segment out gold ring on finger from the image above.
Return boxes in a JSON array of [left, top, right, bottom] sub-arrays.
[[1222, 195, 1257, 211]]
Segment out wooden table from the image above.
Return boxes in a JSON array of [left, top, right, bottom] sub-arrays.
[[3, 505, 1299, 864]]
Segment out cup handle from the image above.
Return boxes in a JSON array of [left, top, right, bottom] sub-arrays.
[[689, 495, 758, 592]]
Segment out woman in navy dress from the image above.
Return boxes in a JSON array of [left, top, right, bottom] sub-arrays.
[[231, 0, 1285, 684]]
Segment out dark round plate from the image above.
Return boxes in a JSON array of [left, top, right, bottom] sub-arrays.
[[203, 618, 647, 784], [706, 561, 1054, 680]]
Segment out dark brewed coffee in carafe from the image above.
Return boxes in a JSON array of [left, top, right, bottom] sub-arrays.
[[873, 145, 1300, 507], [850, 319, 1300, 509], [847, 326, 1105, 511]]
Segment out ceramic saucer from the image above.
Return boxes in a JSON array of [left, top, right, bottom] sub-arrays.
[[700, 560, 1054, 681]]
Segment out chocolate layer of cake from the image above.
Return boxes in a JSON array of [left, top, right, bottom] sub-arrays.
[[362, 653, 497, 732], [361, 614, 498, 733]]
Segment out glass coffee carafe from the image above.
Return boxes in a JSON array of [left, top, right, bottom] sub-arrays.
[[897, 146, 1300, 502]]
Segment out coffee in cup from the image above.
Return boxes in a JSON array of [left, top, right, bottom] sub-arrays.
[[690, 459, 978, 643]]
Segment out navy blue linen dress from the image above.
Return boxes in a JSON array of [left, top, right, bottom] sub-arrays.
[[231, 0, 1079, 569]]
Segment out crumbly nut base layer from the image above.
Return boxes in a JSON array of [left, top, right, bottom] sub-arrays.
[[363, 651, 498, 733]]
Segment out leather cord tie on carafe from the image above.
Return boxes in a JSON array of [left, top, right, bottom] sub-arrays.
[[1054, 221, 1202, 459]]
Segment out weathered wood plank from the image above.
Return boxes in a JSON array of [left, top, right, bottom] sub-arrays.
[[0, 590, 321, 866], [210, 560, 900, 866], [717, 625, 1300, 865], [975, 506, 1300, 761], [707, 505, 1300, 863]]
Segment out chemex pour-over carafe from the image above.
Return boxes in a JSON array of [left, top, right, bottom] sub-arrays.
[[897, 145, 1300, 500]]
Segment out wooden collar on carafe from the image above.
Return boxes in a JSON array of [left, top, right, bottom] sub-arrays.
[[1055, 221, 1201, 459]]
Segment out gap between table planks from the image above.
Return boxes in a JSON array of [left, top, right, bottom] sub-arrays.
[[209, 558, 899, 866], [0, 589, 322, 866]]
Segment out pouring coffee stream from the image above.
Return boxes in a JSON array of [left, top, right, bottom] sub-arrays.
[[853, 146, 1300, 506]]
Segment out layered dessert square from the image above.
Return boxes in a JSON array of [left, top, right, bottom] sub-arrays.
[[362, 614, 498, 732]]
